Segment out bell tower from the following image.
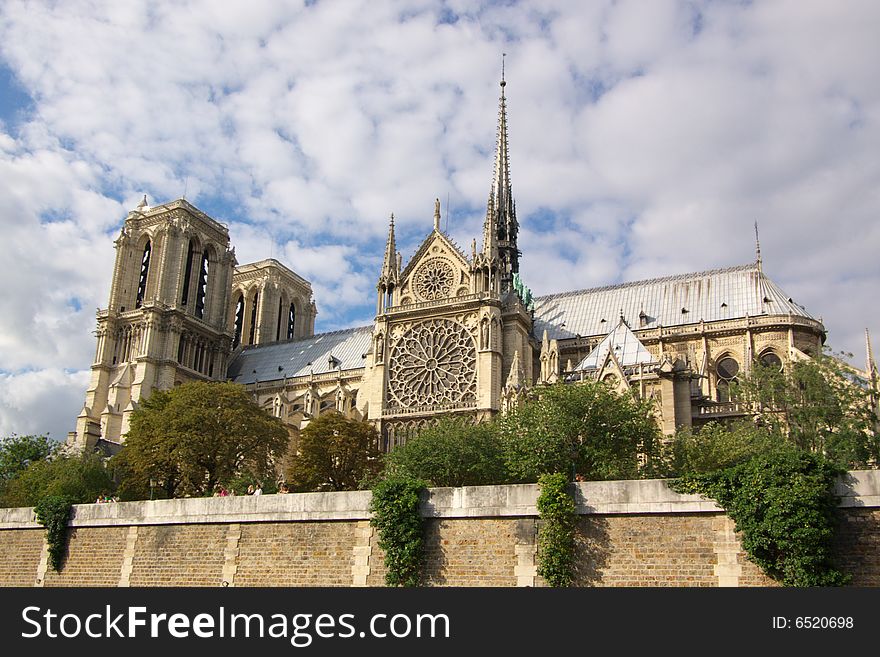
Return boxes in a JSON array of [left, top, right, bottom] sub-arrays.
[[73, 198, 236, 449]]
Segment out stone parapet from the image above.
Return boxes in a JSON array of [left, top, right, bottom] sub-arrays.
[[0, 471, 876, 530]]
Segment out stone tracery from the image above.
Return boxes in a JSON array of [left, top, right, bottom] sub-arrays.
[[387, 318, 477, 409], [413, 258, 455, 301]]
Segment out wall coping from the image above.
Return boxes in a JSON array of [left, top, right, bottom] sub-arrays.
[[0, 470, 877, 530]]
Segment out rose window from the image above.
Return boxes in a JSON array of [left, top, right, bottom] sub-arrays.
[[413, 258, 455, 300], [387, 319, 477, 408]]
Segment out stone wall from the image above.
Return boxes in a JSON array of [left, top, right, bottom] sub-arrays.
[[0, 471, 877, 587]]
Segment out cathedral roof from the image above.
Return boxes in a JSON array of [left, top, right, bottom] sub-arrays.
[[573, 319, 655, 371], [533, 262, 815, 341], [227, 326, 372, 385]]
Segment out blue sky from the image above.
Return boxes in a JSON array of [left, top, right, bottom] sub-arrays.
[[1, 0, 879, 440]]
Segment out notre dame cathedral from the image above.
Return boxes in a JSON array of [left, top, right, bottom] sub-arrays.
[[70, 77, 827, 452]]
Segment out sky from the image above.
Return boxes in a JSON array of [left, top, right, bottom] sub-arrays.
[[0, 0, 878, 442]]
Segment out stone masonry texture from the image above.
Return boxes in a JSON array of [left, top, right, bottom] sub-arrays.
[[129, 524, 227, 587], [422, 518, 521, 586], [0, 528, 43, 586], [234, 521, 357, 587], [43, 526, 128, 587]]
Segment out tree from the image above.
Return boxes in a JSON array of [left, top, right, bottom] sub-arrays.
[[112, 381, 289, 499], [0, 434, 57, 482], [497, 381, 661, 482], [667, 421, 777, 476], [0, 452, 114, 508], [382, 416, 508, 487], [732, 352, 879, 468], [286, 413, 381, 492]]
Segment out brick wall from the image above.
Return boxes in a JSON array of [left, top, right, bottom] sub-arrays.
[[571, 514, 719, 587], [0, 472, 876, 588], [130, 524, 228, 587], [0, 528, 43, 586], [235, 521, 357, 587], [44, 526, 128, 587], [835, 508, 880, 586], [422, 519, 522, 586]]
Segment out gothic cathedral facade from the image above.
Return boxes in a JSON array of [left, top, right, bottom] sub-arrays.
[[71, 79, 827, 452]]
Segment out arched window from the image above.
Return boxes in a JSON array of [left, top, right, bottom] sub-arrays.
[[232, 294, 244, 349], [248, 292, 259, 345], [759, 351, 783, 371], [287, 303, 296, 340], [181, 240, 195, 306], [276, 296, 284, 342], [194, 251, 210, 319], [716, 356, 740, 402], [135, 241, 151, 308]]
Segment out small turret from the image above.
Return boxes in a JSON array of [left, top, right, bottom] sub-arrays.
[[377, 214, 399, 314]]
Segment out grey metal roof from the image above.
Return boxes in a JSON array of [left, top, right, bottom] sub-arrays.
[[227, 326, 372, 385], [573, 319, 655, 371], [533, 262, 814, 341]]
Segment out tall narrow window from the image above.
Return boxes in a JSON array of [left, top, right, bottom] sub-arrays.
[[181, 240, 195, 306], [232, 294, 244, 349], [195, 252, 209, 319], [276, 297, 284, 342], [248, 292, 259, 345], [287, 303, 296, 340], [135, 241, 151, 308]]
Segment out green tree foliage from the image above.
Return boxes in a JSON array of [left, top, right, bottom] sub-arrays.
[[497, 381, 660, 482], [0, 434, 56, 483], [382, 416, 508, 487], [112, 381, 289, 499], [667, 421, 777, 476], [370, 476, 426, 587], [733, 353, 879, 468], [674, 445, 849, 586], [0, 452, 114, 508], [286, 413, 381, 492], [536, 473, 577, 587]]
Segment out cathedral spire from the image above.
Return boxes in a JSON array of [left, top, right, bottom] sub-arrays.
[[376, 213, 399, 315], [866, 328, 877, 380], [381, 213, 398, 283], [755, 220, 763, 273], [482, 57, 519, 291]]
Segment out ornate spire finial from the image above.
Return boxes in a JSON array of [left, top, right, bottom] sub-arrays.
[[867, 328, 877, 378], [505, 348, 524, 389], [755, 220, 762, 272], [501, 52, 506, 87]]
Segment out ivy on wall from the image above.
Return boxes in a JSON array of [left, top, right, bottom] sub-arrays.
[[34, 495, 72, 572], [370, 476, 426, 587], [673, 447, 850, 586], [536, 473, 577, 587]]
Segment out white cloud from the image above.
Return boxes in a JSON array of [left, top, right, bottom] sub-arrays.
[[0, 369, 91, 441], [0, 0, 878, 438]]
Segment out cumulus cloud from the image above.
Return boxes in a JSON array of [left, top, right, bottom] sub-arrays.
[[0, 0, 878, 437], [0, 369, 91, 441]]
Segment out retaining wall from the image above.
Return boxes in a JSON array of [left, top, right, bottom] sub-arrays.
[[1, 471, 877, 587]]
